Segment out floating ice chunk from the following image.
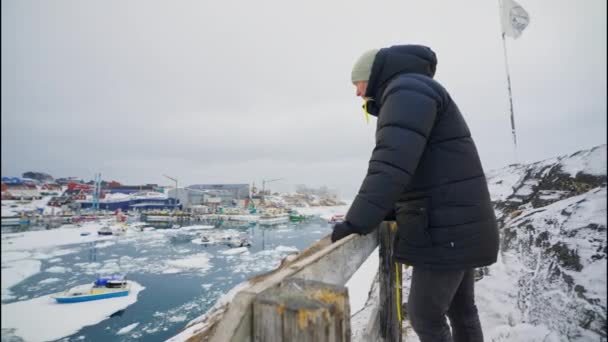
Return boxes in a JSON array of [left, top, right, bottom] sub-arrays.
[[46, 266, 69, 274], [117, 322, 140, 335], [165, 253, 212, 272], [275, 245, 299, 253], [220, 247, 249, 255], [39, 278, 62, 285], [1, 259, 42, 292], [168, 315, 188, 322], [94, 241, 116, 249], [180, 225, 215, 231]]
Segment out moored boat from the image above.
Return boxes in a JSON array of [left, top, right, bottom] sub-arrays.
[[97, 226, 113, 235], [328, 214, 345, 224], [258, 212, 289, 225], [52, 275, 130, 303]]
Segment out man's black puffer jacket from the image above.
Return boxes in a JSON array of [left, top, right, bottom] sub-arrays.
[[345, 45, 499, 270]]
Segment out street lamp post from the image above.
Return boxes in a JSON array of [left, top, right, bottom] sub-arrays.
[[163, 174, 178, 213]]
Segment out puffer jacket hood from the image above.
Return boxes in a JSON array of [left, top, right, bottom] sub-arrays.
[[365, 45, 438, 116]]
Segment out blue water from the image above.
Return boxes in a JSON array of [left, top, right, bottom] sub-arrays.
[[2, 218, 332, 342]]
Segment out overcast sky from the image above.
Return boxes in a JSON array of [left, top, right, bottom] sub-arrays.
[[2, 0, 606, 198]]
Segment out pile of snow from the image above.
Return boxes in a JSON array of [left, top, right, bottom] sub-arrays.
[[481, 152, 607, 341]]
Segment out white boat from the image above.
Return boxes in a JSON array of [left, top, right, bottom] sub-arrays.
[[98, 226, 113, 235], [328, 214, 345, 224], [258, 213, 289, 225], [52, 275, 130, 303]]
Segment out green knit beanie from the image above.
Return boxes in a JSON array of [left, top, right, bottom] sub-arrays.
[[351, 48, 379, 83]]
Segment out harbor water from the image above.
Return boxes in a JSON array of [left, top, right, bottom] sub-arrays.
[[1, 218, 333, 341]]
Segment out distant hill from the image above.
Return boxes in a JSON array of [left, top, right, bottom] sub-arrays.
[[21, 171, 54, 183]]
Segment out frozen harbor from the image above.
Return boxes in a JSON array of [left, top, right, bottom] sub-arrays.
[[0, 208, 344, 342]]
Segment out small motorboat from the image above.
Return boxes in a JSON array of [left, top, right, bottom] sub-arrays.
[[52, 275, 130, 303], [97, 226, 113, 236], [80, 232, 91, 236], [328, 214, 345, 224], [227, 237, 252, 248]]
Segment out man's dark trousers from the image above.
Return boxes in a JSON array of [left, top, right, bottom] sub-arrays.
[[408, 267, 484, 342]]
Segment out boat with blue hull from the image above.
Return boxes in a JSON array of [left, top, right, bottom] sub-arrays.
[[52, 275, 130, 303]]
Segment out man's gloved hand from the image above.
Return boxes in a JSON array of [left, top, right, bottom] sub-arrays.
[[331, 222, 356, 243]]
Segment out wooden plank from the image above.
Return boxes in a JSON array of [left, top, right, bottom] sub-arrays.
[[378, 222, 402, 342], [253, 278, 350, 342], [209, 231, 378, 342]]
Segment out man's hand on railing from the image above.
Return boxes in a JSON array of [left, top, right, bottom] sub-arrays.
[[331, 222, 356, 242]]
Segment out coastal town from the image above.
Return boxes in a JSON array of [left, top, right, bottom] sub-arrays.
[[1, 172, 347, 231]]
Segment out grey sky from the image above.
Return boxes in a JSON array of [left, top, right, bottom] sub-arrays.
[[2, 0, 606, 198]]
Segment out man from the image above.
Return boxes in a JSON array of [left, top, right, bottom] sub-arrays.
[[332, 45, 499, 342]]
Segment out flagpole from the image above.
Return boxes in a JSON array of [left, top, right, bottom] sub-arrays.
[[499, 0, 519, 163]]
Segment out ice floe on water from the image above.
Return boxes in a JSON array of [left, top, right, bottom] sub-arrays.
[[165, 253, 213, 272], [179, 225, 215, 231], [275, 245, 299, 253], [229, 246, 301, 274], [46, 266, 70, 273], [1, 281, 145, 342], [116, 322, 140, 335], [1, 259, 41, 301], [38, 278, 62, 285], [220, 247, 249, 255]]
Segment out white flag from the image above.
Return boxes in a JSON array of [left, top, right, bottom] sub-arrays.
[[500, 0, 530, 39]]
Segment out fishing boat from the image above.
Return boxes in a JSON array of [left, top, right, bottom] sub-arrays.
[[289, 214, 305, 222], [258, 211, 289, 225], [52, 275, 130, 303]]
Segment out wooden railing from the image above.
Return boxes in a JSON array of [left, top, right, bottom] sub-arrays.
[[173, 222, 402, 342]]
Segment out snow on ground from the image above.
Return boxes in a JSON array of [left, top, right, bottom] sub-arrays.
[[486, 165, 526, 201], [1, 220, 114, 252], [1, 196, 57, 216], [1, 281, 145, 342], [345, 246, 379, 315], [559, 144, 606, 177]]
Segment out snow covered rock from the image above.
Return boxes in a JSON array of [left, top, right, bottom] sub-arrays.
[[483, 144, 606, 340]]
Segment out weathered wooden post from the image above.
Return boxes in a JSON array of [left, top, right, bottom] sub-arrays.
[[378, 221, 402, 342], [253, 278, 351, 342]]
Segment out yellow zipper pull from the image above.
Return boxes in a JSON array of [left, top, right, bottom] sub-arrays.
[[363, 100, 370, 124]]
